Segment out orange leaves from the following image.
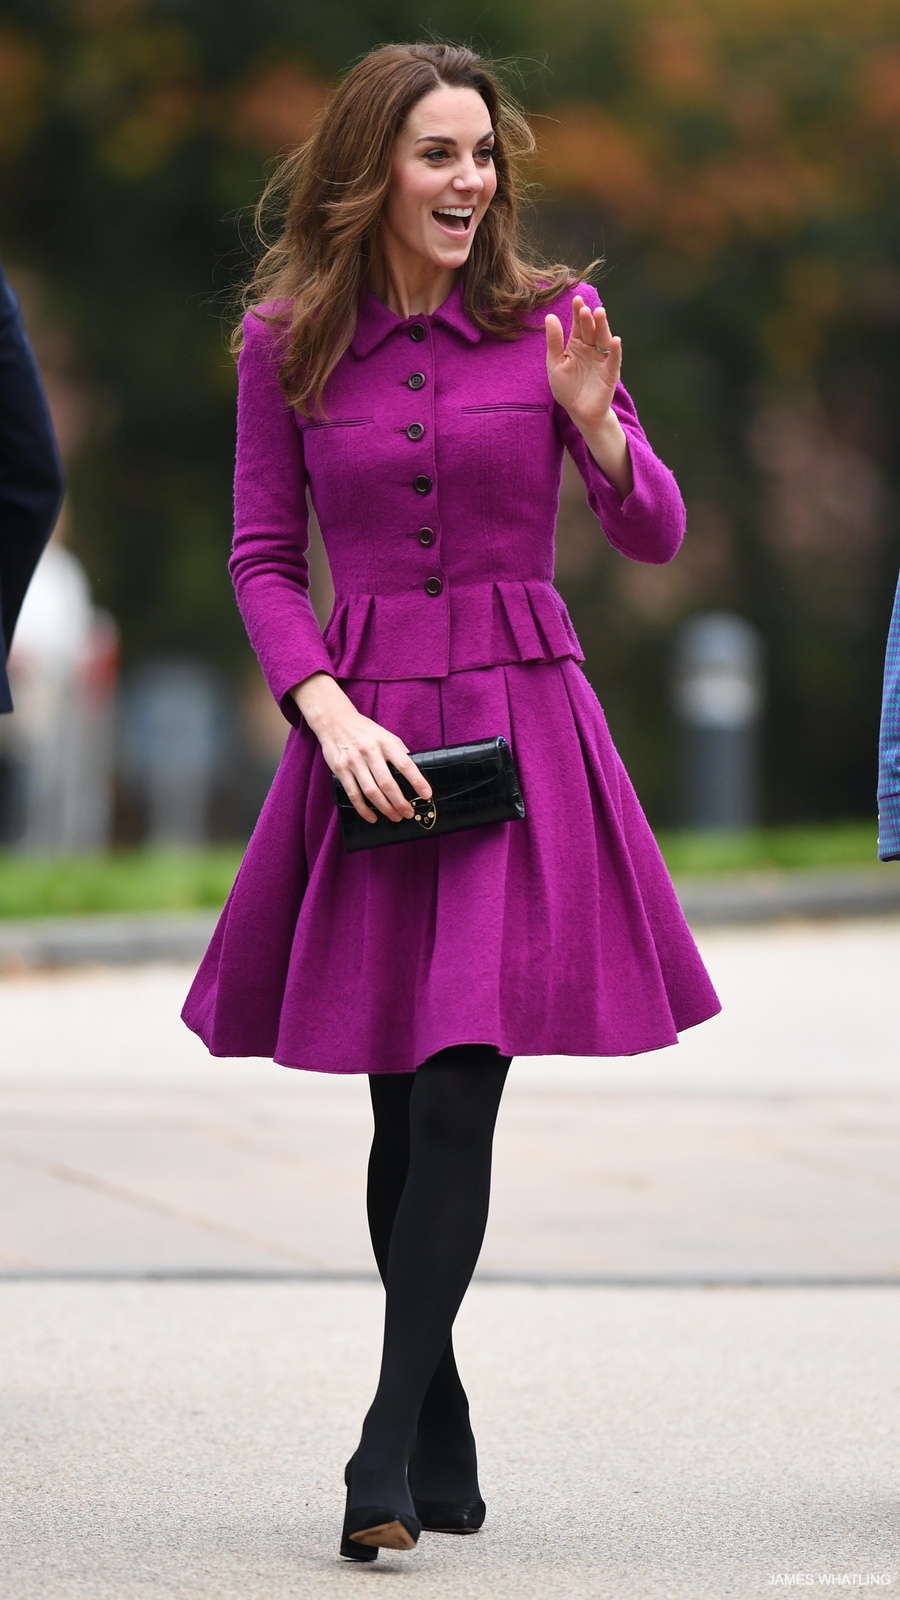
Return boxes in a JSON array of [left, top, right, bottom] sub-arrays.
[[524, 0, 900, 266], [701, 149, 834, 239], [534, 99, 836, 256], [231, 64, 330, 155], [531, 108, 659, 229], [860, 46, 900, 138], [68, 9, 330, 176], [636, 15, 718, 103], [0, 31, 49, 160], [0, 6, 350, 180]]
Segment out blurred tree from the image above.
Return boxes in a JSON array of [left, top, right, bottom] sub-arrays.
[[0, 1, 528, 672], [1, 0, 899, 823], [524, 0, 900, 818]]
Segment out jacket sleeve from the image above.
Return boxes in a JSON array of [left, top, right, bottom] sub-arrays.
[[877, 572, 900, 862], [552, 281, 686, 565], [0, 260, 65, 712], [228, 310, 334, 728]]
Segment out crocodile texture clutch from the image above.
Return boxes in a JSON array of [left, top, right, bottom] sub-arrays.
[[333, 736, 526, 852]]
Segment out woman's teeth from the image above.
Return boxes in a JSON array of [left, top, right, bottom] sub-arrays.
[[433, 207, 473, 232]]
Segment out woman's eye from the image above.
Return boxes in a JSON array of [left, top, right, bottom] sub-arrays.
[[424, 149, 447, 162], [477, 147, 495, 161]]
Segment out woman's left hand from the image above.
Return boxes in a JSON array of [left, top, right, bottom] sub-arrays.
[[545, 296, 622, 429]]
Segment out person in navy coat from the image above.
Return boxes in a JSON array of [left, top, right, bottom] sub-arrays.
[[0, 257, 64, 713]]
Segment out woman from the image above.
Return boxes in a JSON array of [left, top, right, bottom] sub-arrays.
[[183, 41, 720, 1560]]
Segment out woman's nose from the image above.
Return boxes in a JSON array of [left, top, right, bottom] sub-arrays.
[[453, 160, 484, 193]]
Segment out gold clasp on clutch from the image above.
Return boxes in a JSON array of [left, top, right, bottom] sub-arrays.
[[413, 796, 437, 831]]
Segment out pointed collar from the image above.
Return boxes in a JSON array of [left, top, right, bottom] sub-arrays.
[[351, 278, 482, 357]]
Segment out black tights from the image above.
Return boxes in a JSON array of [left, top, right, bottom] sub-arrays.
[[351, 1044, 510, 1515]]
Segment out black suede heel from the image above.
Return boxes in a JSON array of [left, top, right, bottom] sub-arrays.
[[340, 1460, 421, 1557], [340, 1501, 379, 1560], [340, 1468, 378, 1561], [412, 1494, 486, 1533]]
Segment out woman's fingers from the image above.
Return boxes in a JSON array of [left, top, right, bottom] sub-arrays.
[[323, 709, 433, 824], [367, 751, 420, 821], [578, 304, 614, 351], [348, 755, 408, 822], [549, 299, 618, 364], [390, 751, 433, 803], [340, 767, 380, 823], [338, 743, 433, 825], [544, 312, 565, 363], [577, 300, 597, 346]]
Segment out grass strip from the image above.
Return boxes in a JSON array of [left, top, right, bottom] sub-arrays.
[[0, 848, 243, 920], [0, 821, 882, 920], [656, 820, 879, 875]]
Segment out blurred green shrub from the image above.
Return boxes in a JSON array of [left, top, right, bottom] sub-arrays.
[[657, 821, 879, 875], [0, 847, 242, 919], [0, 824, 883, 921]]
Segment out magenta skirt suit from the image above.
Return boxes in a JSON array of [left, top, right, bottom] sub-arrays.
[[182, 279, 721, 1073]]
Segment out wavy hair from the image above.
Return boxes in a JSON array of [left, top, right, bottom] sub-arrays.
[[238, 42, 596, 415]]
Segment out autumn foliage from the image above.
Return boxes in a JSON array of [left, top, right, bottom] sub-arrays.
[[2, 0, 899, 821]]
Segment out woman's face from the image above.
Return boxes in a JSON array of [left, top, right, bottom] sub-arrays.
[[381, 85, 498, 275]]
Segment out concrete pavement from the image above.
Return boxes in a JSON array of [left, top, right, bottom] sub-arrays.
[[1, 918, 899, 1596], [4, 1279, 898, 1599]]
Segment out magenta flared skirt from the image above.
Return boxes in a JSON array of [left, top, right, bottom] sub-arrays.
[[181, 658, 721, 1073]]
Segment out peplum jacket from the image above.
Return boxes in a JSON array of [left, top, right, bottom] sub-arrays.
[[182, 278, 720, 1074]]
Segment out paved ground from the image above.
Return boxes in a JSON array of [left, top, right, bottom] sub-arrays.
[[1, 917, 899, 1596], [4, 1280, 897, 1599]]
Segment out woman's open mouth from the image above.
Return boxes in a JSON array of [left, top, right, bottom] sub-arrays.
[[432, 206, 474, 237]]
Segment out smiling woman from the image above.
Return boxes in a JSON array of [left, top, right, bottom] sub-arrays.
[[183, 39, 720, 1568], [238, 43, 580, 415], [373, 86, 498, 310]]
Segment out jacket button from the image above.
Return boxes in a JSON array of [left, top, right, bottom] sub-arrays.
[[413, 473, 432, 494], [407, 372, 426, 390], [409, 324, 427, 342], [406, 422, 425, 441], [424, 576, 443, 596], [417, 526, 436, 546]]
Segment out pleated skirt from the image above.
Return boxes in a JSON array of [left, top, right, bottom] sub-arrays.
[[181, 658, 721, 1073]]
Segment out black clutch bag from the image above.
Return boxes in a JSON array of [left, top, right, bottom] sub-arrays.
[[333, 735, 525, 853]]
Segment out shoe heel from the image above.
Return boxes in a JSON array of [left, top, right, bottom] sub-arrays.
[[340, 1528, 379, 1562], [340, 1480, 379, 1561], [340, 1462, 420, 1557]]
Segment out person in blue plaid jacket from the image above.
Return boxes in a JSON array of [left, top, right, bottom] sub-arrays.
[[879, 573, 900, 862]]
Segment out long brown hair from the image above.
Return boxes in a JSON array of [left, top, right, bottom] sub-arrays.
[[239, 42, 594, 415]]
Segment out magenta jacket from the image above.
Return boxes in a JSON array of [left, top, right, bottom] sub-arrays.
[[231, 278, 685, 722], [183, 276, 721, 1072]]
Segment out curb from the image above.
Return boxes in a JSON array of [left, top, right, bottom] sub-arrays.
[[0, 869, 898, 971], [675, 866, 900, 926], [0, 910, 218, 972]]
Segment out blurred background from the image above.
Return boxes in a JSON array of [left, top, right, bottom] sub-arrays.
[[2, 0, 899, 880]]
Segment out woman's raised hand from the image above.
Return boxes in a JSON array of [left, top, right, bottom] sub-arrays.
[[291, 672, 432, 823], [545, 296, 622, 429], [545, 295, 633, 500]]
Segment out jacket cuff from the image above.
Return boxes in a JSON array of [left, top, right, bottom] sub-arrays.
[[586, 439, 686, 564], [271, 648, 335, 729], [877, 791, 900, 861]]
